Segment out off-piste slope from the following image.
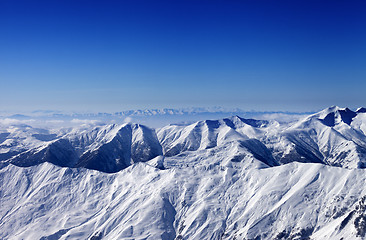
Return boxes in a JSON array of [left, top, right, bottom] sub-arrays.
[[1, 150, 366, 239]]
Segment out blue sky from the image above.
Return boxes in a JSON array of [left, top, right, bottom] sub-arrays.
[[1, 0, 365, 113]]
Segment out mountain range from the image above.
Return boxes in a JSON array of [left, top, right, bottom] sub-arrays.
[[1, 106, 366, 239]]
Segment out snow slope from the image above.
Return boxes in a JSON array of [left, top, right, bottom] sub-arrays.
[[1, 151, 366, 239]]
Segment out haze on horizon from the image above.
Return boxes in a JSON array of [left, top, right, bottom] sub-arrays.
[[1, 0, 365, 113]]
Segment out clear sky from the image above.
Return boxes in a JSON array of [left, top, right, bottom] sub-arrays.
[[1, 0, 365, 113]]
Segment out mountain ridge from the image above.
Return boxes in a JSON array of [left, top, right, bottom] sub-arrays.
[[1, 106, 366, 172]]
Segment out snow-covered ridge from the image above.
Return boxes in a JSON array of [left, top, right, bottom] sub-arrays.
[[3, 123, 162, 173], [1, 106, 365, 172]]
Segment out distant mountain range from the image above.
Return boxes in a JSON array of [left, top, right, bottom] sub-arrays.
[[2, 107, 311, 119], [1, 106, 366, 239]]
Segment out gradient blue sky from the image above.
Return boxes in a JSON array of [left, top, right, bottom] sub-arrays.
[[1, 0, 365, 113]]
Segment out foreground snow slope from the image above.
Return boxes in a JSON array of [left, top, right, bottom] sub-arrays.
[[1, 150, 366, 240]]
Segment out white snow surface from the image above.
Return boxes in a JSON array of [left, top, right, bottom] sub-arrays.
[[1, 106, 366, 239], [1, 156, 366, 239]]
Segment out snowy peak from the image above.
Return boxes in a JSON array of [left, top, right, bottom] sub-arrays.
[[280, 106, 366, 169], [233, 115, 270, 128], [72, 123, 162, 172], [292, 106, 361, 129], [130, 123, 163, 163], [9, 123, 162, 173], [317, 106, 357, 127], [157, 116, 275, 157]]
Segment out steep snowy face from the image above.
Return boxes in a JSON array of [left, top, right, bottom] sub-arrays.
[[276, 106, 366, 168], [352, 110, 366, 136], [0, 124, 61, 162], [291, 106, 359, 129], [317, 106, 357, 126], [157, 116, 277, 157], [8, 123, 162, 173], [130, 124, 163, 163]]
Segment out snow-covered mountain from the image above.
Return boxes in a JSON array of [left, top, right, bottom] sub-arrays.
[[280, 106, 366, 168], [1, 106, 366, 239], [157, 106, 366, 169], [6, 123, 162, 173]]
